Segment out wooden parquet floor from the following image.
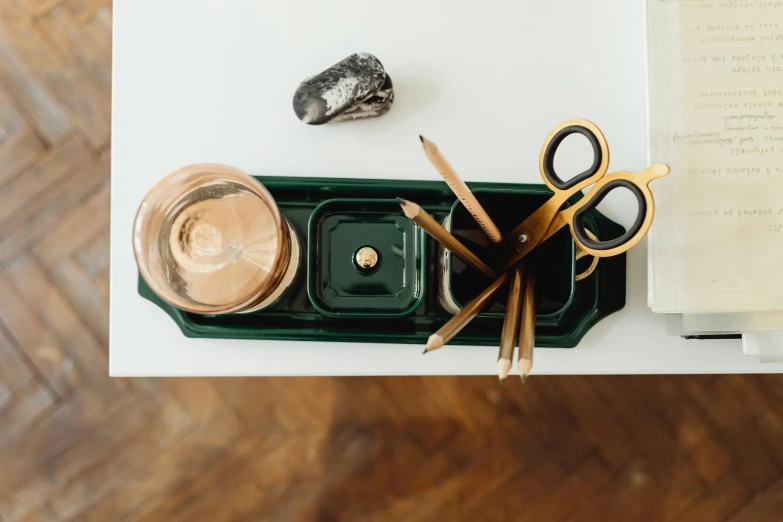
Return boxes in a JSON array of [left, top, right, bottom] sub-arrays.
[[1, 1, 783, 520]]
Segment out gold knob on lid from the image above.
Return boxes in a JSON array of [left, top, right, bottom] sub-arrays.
[[355, 246, 379, 270]]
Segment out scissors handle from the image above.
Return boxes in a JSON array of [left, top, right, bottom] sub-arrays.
[[561, 164, 671, 258], [539, 120, 609, 193]]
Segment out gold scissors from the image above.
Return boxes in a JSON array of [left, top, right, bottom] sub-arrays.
[[575, 230, 600, 282], [496, 119, 670, 271]]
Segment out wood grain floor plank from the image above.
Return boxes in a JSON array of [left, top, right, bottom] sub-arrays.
[[676, 474, 751, 522], [13, 505, 59, 522], [93, 265, 108, 299], [0, 393, 160, 522], [544, 376, 634, 470], [564, 456, 707, 522], [0, 383, 56, 449], [754, 374, 783, 405], [245, 427, 411, 522], [219, 377, 335, 433], [47, 258, 109, 346], [624, 376, 734, 486], [377, 450, 563, 522], [430, 377, 523, 442], [687, 378, 782, 491], [0, 7, 73, 145], [44, 400, 197, 522], [0, 389, 106, 518], [503, 377, 594, 470], [32, 183, 109, 265], [719, 375, 783, 467], [162, 378, 226, 424], [0, 135, 90, 226], [80, 6, 112, 66], [0, 6, 109, 147], [0, 82, 27, 136], [160, 472, 264, 522], [129, 414, 287, 522], [0, 90, 46, 187], [376, 425, 549, 521], [38, 0, 112, 91], [4, 256, 124, 399], [0, 142, 105, 263], [0, 128, 46, 185], [57, 0, 108, 24], [0, 274, 77, 398], [0, 156, 83, 232], [132, 428, 286, 522], [74, 227, 108, 277], [15, 0, 68, 17], [724, 475, 783, 522], [0, 321, 36, 391], [466, 454, 612, 522], [345, 377, 433, 423], [683, 429, 735, 487], [589, 376, 704, 477]]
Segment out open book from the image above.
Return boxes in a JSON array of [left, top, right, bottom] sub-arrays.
[[646, 0, 783, 315]]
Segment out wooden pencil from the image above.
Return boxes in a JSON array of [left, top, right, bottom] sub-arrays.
[[424, 272, 508, 354], [517, 274, 536, 382], [419, 136, 503, 243], [397, 198, 497, 279], [497, 265, 524, 384]]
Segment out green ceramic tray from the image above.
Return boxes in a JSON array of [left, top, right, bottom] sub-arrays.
[[138, 176, 627, 348]]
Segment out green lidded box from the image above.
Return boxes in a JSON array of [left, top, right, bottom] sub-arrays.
[[308, 199, 425, 318], [138, 176, 627, 348]]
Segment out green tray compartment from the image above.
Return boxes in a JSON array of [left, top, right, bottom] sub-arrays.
[[444, 188, 578, 320], [138, 176, 627, 348], [307, 198, 425, 318]]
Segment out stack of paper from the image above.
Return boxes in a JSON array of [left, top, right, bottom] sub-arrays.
[[645, 0, 783, 348]]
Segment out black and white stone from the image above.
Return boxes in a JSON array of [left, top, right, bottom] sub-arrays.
[[293, 53, 394, 125]]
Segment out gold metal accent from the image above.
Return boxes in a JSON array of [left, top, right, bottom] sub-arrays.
[[539, 119, 611, 194], [496, 118, 670, 270], [559, 164, 670, 257], [575, 229, 600, 282], [355, 246, 379, 269]]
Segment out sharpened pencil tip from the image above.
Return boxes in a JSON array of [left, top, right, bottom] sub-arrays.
[[498, 358, 512, 382], [422, 348, 428, 355], [425, 334, 443, 353], [419, 135, 436, 155], [499, 378, 505, 387], [521, 375, 528, 384], [398, 198, 418, 219]]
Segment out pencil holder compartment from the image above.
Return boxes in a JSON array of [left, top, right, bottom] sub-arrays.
[[307, 198, 425, 317], [439, 188, 580, 319]]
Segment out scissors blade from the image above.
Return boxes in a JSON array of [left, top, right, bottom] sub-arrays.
[[541, 212, 570, 244], [496, 203, 562, 271]]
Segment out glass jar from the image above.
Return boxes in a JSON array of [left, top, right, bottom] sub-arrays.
[[133, 164, 299, 314]]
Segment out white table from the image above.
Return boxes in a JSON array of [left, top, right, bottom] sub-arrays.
[[110, 0, 783, 376]]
